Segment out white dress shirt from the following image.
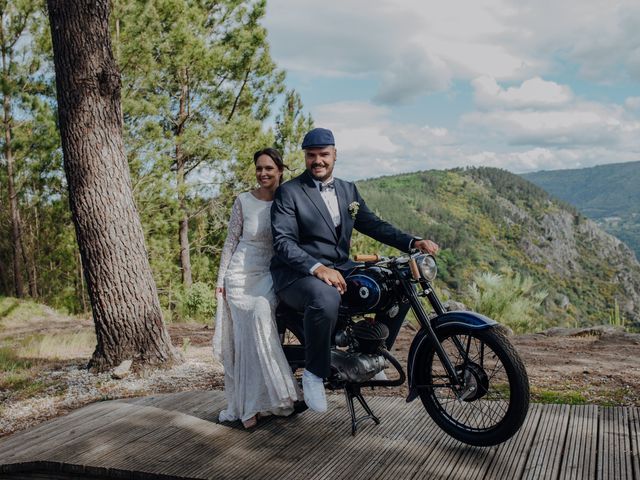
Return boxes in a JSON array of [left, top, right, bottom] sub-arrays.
[[314, 177, 340, 227], [309, 177, 340, 274]]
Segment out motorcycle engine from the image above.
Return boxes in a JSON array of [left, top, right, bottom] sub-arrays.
[[331, 320, 389, 383], [351, 319, 389, 353], [331, 350, 386, 383]]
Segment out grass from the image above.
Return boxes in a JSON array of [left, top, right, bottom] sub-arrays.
[[0, 347, 50, 399], [0, 296, 72, 331], [530, 387, 588, 405], [18, 331, 96, 360], [0, 346, 32, 371]]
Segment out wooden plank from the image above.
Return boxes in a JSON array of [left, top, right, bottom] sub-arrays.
[[204, 394, 362, 480], [598, 407, 633, 480], [480, 402, 543, 480], [2, 390, 639, 480], [0, 402, 138, 464], [629, 407, 639, 480], [0, 402, 117, 457], [282, 396, 400, 480], [352, 400, 443, 480], [366, 402, 447, 480], [18, 403, 165, 475], [160, 394, 349, 479], [60, 407, 175, 465], [321, 396, 428, 480], [558, 405, 597, 480], [520, 403, 571, 480]]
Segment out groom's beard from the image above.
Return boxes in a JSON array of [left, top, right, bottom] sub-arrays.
[[308, 163, 334, 182]]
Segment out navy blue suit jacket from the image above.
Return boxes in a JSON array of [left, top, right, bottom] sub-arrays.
[[270, 170, 414, 293]]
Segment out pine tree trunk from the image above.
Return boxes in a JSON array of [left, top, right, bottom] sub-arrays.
[[176, 79, 192, 288], [3, 92, 25, 298], [47, 0, 180, 371], [22, 217, 37, 298]]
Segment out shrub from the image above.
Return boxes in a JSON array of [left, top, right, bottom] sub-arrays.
[[463, 269, 548, 333], [173, 282, 216, 324]]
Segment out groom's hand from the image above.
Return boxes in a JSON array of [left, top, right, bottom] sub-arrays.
[[414, 239, 439, 255], [313, 265, 347, 294]]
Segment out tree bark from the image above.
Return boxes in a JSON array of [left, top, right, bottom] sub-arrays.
[[2, 83, 25, 298], [176, 75, 192, 288], [47, 0, 180, 371]]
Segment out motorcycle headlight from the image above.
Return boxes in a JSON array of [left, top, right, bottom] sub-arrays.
[[417, 254, 437, 281]]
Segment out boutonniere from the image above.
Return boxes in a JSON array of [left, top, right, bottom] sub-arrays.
[[348, 201, 360, 219]]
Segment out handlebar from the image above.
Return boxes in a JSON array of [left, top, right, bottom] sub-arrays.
[[353, 254, 381, 262], [353, 250, 423, 266]]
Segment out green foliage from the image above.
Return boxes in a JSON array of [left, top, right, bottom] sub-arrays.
[[463, 270, 548, 333], [0, 347, 32, 373], [1, 1, 317, 321], [608, 298, 624, 328], [354, 167, 640, 331], [172, 282, 216, 324], [274, 89, 314, 176], [523, 161, 640, 258], [531, 387, 588, 405]]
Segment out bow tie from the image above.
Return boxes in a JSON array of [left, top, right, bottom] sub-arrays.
[[319, 180, 335, 192]]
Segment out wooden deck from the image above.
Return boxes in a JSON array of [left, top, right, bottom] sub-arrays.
[[0, 391, 638, 479]]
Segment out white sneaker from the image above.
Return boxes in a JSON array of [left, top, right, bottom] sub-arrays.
[[373, 370, 388, 381], [302, 370, 327, 413]]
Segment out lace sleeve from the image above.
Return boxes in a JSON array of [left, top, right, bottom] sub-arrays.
[[216, 196, 243, 288]]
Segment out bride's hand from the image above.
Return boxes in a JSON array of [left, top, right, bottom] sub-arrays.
[[216, 286, 225, 298]]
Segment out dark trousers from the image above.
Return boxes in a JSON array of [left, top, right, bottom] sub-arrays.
[[277, 275, 411, 378], [277, 276, 341, 378]]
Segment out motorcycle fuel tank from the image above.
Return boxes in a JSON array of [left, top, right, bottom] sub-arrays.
[[341, 268, 392, 315]]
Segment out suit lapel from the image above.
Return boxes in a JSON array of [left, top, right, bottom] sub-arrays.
[[300, 172, 338, 241], [334, 179, 351, 241]]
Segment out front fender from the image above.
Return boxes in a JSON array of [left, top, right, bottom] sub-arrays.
[[405, 311, 497, 402]]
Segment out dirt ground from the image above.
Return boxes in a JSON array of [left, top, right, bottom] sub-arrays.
[[170, 322, 640, 406], [1, 318, 639, 437]]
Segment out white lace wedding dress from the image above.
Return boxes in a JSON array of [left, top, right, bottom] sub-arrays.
[[213, 191, 301, 422]]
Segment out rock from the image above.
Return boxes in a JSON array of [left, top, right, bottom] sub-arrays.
[[444, 300, 468, 311], [111, 360, 133, 379], [495, 324, 515, 337]]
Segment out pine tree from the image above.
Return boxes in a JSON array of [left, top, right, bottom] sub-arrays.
[[114, 0, 284, 288], [0, 0, 44, 298], [47, 0, 180, 371], [274, 89, 313, 177]]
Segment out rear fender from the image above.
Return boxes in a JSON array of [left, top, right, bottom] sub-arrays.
[[405, 311, 497, 402]]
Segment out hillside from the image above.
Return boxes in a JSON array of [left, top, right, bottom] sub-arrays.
[[522, 161, 640, 259], [353, 167, 640, 330]]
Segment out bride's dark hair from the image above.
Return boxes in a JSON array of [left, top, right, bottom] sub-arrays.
[[253, 148, 288, 185]]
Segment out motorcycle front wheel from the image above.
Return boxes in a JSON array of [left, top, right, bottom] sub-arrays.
[[415, 325, 529, 446]]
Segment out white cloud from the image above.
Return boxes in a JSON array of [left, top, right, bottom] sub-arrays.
[[266, 0, 640, 104], [625, 96, 640, 110], [473, 76, 574, 109], [265, 1, 640, 176], [373, 47, 452, 104], [310, 99, 640, 180], [311, 101, 458, 178], [463, 103, 640, 147]]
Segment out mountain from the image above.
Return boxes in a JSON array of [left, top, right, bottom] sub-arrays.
[[353, 167, 640, 330], [522, 161, 640, 259]]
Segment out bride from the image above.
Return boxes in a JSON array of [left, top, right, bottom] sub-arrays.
[[213, 148, 302, 428]]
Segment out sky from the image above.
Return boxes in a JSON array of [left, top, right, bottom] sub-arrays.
[[263, 0, 640, 180]]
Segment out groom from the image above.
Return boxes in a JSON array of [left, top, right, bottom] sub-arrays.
[[270, 127, 438, 412]]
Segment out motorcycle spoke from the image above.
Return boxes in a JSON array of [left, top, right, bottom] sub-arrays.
[[425, 331, 514, 432]]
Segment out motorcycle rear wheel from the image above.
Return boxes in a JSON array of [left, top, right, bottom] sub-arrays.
[[415, 325, 529, 446]]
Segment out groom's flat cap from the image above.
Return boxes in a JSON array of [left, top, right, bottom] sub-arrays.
[[301, 128, 335, 149]]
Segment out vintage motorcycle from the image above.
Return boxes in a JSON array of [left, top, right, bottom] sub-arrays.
[[276, 251, 530, 446]]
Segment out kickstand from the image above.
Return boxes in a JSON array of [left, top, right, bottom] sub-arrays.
[[344, 384, 380, 436]]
